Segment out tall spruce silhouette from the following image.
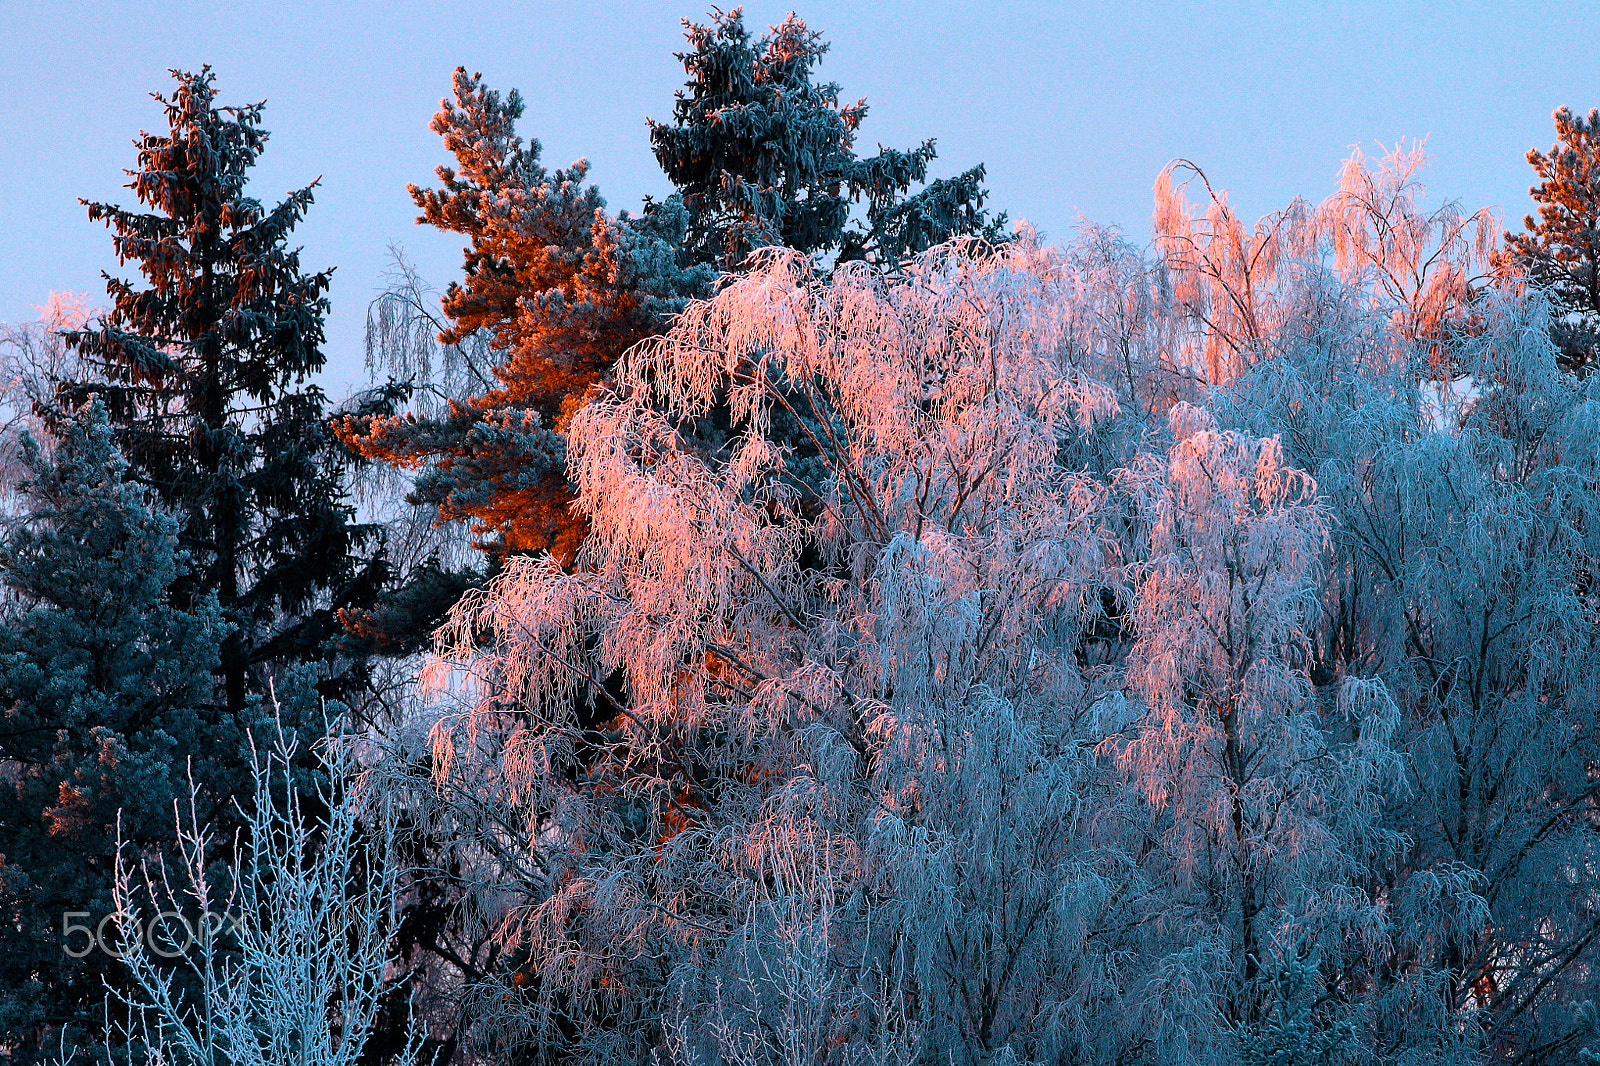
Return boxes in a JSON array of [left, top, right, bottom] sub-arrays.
[[64, 67, 385, 713]]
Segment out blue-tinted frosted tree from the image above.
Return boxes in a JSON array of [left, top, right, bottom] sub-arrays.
[[1185, 150, 1600, 1062], [0, 403, 230, 1062], [1114, 403, 1418, 1053], [107, 716, 423, 1066]]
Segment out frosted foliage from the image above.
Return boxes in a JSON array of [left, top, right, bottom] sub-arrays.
[[1193, 223, 1600, 1061], [1155, 144, 1497, 385], [1321, 144, 1497, 376], [107, 718, 421, 1066], [425, 240, 1187, 1064], [0, 294, 98, 505], [433, 238, 1121, 760], [421, 240, 1383, 1065], [1116, 405, 1410, 1031], [1154, 162, 1318, 384], [1340, 311, 1600, 1056], [1054, 223, 1182, 417], [418, 198, 1598, 1062]]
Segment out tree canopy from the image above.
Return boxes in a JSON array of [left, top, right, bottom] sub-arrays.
[[338, 9, 1006, 572], [406, 149, 1600, 1066], [10, 18, 1600, 1066]]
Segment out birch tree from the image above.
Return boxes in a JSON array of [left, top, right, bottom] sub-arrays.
[[108, 716, 424, 1066], [421, 239, 1152, 1064], [397, 146, 1598, 1065]]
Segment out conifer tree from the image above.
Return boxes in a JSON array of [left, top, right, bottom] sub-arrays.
[[0, 404, 231, 1060], [650, 8, 1006, 270], [335, 68, 706, 564], [63, 67, 385, 713], [1504, 106, 1600, 375]]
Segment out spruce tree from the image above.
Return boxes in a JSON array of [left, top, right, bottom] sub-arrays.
[[1504, 105, 1600, 375], [0, 404, 231, 1060], [649, 8, 1007, 270], [63, 67, 384, 712]]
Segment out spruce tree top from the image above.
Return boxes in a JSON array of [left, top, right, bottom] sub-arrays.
[[73, 67, 331, 408], [649, 8, 1005, 270]]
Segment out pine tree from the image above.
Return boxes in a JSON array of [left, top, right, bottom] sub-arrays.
[[335, 68, 707, 565], [0, 403, 232, 1060], [649, 8, 1006, 271], [1503, 106, 1600, 375], [63, 67, 385, 713]]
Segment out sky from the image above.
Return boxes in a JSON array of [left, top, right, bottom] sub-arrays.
[[3, 1, 1595, 399]]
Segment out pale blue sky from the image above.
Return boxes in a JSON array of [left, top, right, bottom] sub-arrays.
[[3, 1, 1593, 397]]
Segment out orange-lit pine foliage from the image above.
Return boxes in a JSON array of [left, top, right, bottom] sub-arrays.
[[335, 68, 699, 560]]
